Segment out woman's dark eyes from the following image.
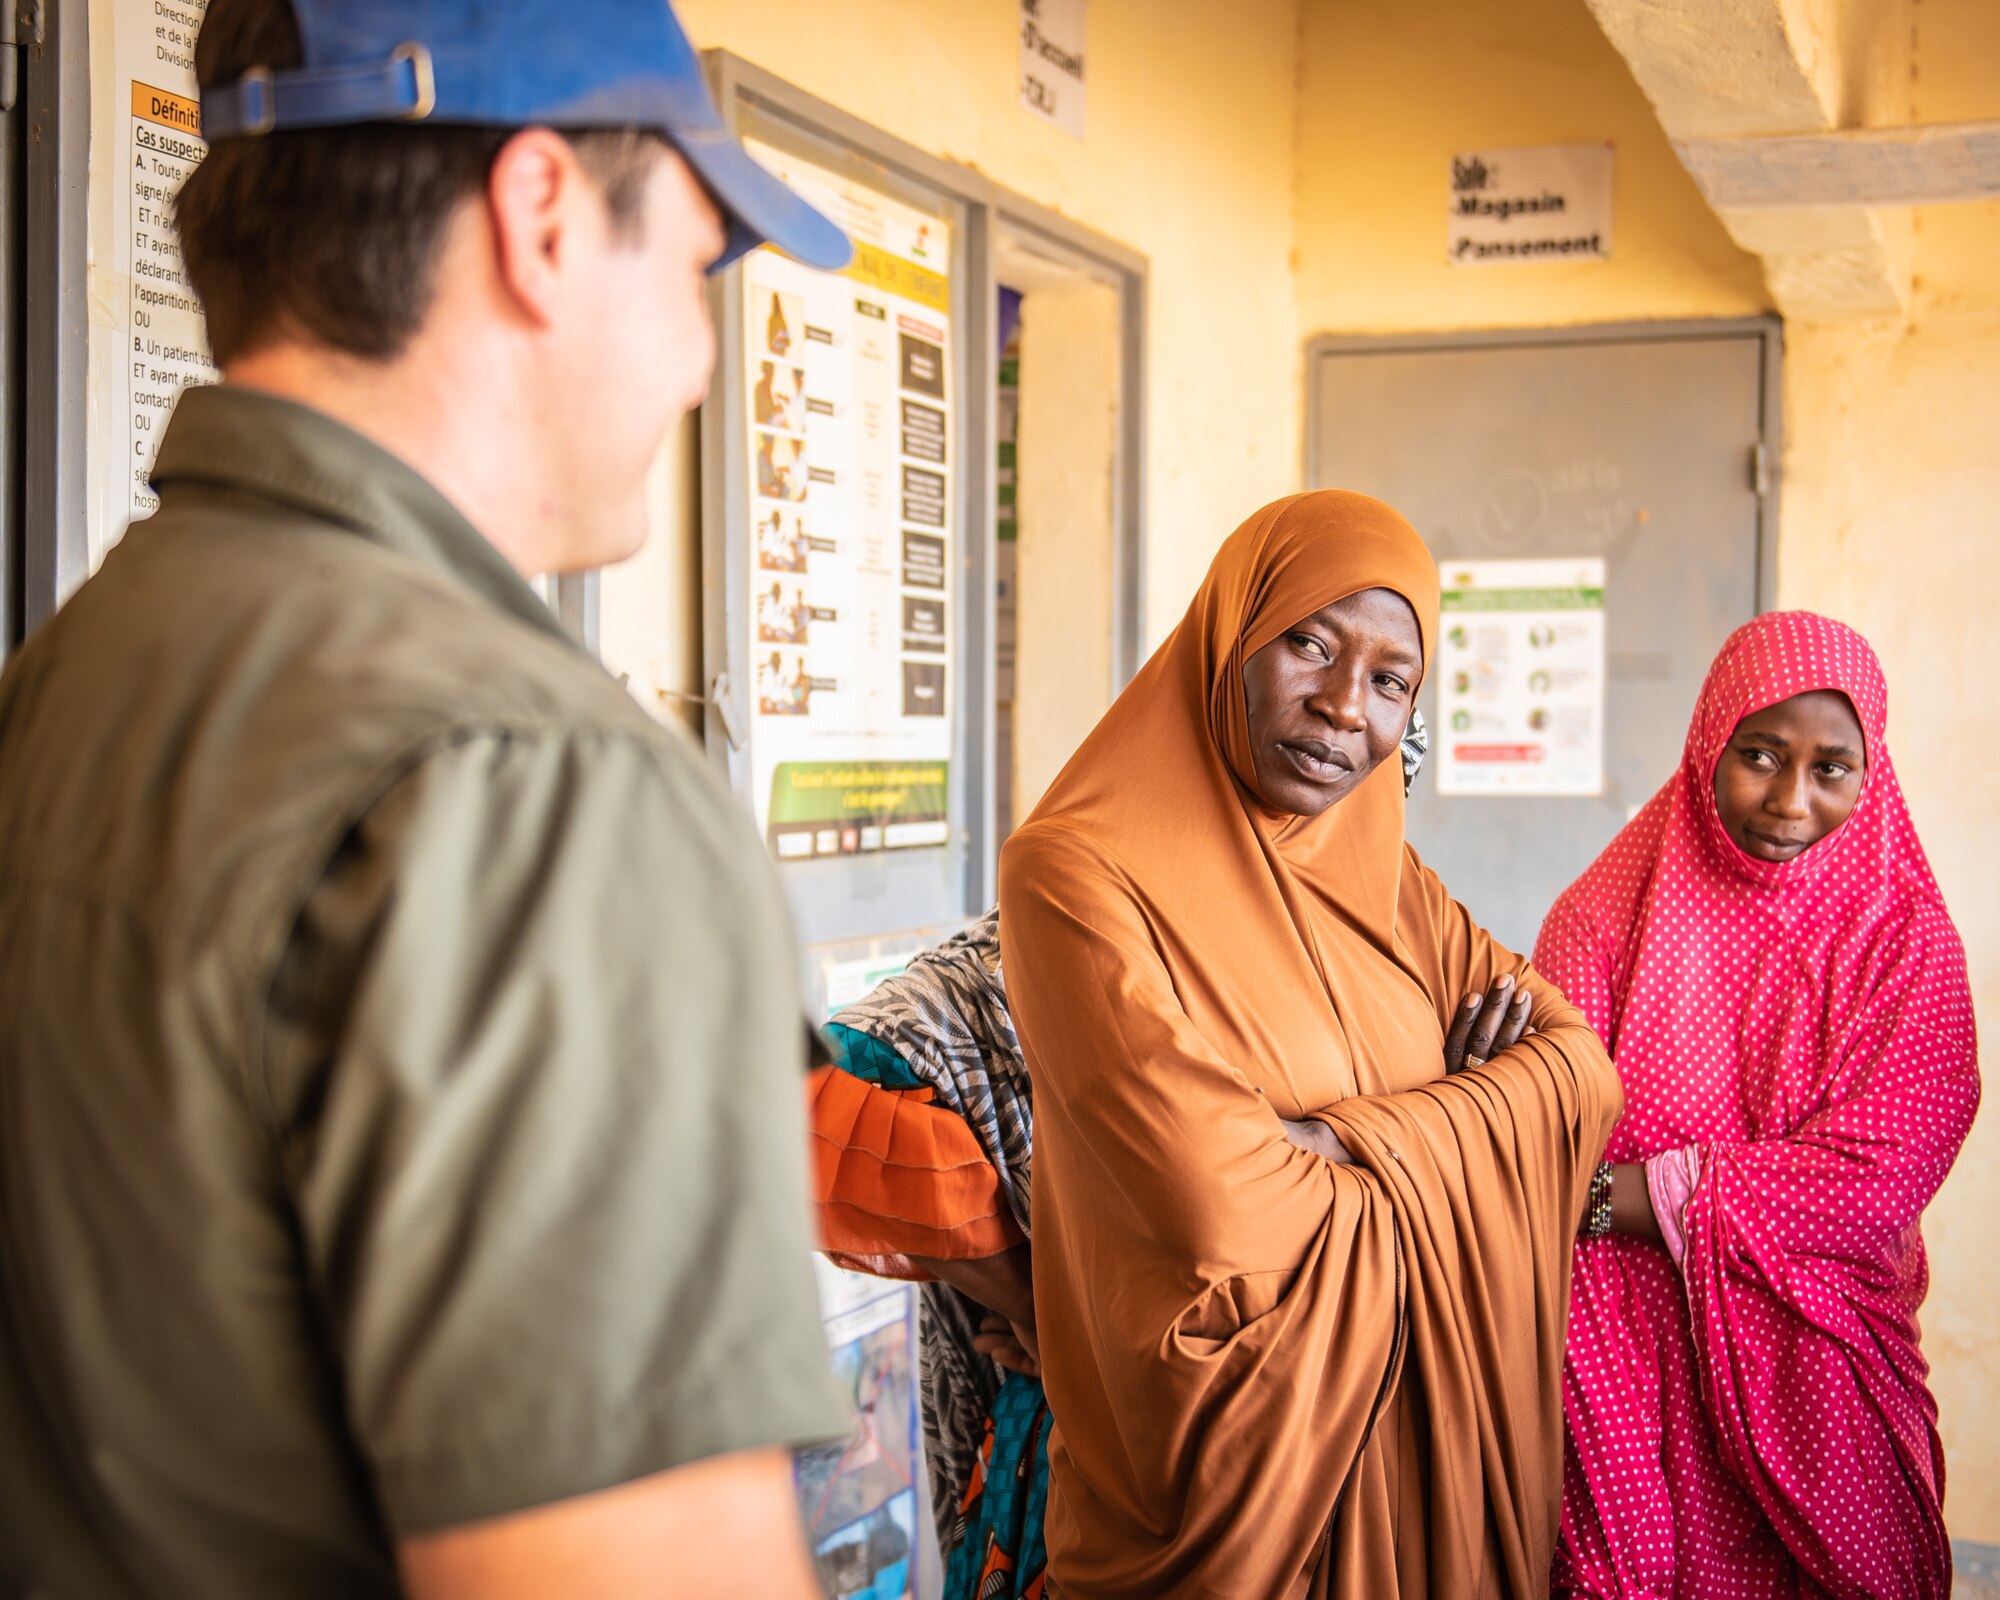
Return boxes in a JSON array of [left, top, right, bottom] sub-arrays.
[[1738, 747, 1854, 782], [1284, 636, 1408, 693]]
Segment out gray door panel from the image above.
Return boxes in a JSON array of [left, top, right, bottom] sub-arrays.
[[1309, 330, 1770, 954]]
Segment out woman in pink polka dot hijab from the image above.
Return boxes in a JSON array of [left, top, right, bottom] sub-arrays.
[[1535, 610, 1979, 1599]]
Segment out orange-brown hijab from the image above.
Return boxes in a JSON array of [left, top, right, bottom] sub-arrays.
[[1021, 490, 1447, 1110], [1000, 491, 1618, 1598]]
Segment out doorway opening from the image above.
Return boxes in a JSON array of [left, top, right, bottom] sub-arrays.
[[991, 230, 1128, 845]]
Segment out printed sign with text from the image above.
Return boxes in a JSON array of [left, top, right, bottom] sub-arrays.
[[1448, 142, 1613, 265]]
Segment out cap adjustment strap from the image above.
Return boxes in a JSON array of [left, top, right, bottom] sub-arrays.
[[202, 41, 436, 140]]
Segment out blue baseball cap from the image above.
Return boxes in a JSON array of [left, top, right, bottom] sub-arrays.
[[198, 0, 851, 273]]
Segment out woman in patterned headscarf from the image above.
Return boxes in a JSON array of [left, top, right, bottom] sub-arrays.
[[1539, 612, 1979, 1598]]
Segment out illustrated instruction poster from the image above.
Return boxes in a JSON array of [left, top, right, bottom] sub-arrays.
[[795, 1236, 923, 1599], [741, 139, 955, 864], [1436, 558, 1606, 796], [88, 0, 218, 571], [795, 956, 926, 1598]]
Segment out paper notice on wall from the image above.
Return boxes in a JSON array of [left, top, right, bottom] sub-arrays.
[[822, 950, 917, 1014], [1437, 558, 1605, 796], [1020, 0, 1087, 138], [796, 1258, 920, 1600], [88, 0, 218, 571], [1447, 142, 1613, 265], [741, 139, 956, 864]]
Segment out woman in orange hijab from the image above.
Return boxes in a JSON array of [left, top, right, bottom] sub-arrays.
[[998, 491, 1623, 1598]]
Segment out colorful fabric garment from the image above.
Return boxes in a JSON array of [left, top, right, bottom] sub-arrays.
[[815, 917, 1047, 1598], [1535, 611, 1980, 1600], [1399, 705, 1429, 794], [942, 1373, 1052, 1600]]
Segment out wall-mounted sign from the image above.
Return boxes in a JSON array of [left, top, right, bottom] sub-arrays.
[[88, 0, 219, 573], [1436, 557, 1606, 796], [796, 1256, 920, 1600], [1020, 0, 1087, 139], [1448, 142, 1613, 265], [822, 951, 917, 1014], [740, 140, 957, 864]]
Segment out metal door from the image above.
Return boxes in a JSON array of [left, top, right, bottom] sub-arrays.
[[1307, 322, 1778, 953]]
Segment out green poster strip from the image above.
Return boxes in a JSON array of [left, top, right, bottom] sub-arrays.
[[1440, 587, 1605, 612], [768, 760, 949, 828]]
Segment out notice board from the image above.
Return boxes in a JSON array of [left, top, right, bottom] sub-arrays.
[[738, 139, 959, 867], [702, 68, 989, 957], [83, 0, 219, 578]]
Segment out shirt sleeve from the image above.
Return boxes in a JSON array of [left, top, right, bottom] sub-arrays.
[[1643, 1145, 1702, 1267], [263, 729, 850, 1535], [808, 1065, 1024, 1272]]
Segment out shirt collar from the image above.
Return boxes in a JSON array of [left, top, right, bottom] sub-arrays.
[[150, 383, 576, 649]]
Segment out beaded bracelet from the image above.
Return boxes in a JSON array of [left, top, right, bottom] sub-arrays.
[[1580, 1160, 1615, 1240]]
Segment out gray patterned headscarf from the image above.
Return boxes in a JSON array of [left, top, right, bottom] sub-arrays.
[[825, 711, 1427, 1547]]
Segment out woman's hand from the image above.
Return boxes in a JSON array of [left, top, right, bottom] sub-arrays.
[[1285, 977, 1535, 1162], [1444, 974, 1535, 1073], [908, 1241, 1038, 1346], [1281, 1117, 1354, 1165], [914, 1243, 1044, 1378], [973, 1314, 1042, 1379]]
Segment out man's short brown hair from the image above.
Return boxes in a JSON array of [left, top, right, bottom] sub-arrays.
[[176, 0, 666, 367]]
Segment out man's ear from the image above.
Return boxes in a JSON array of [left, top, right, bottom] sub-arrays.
[[486, 128, 594, 329]]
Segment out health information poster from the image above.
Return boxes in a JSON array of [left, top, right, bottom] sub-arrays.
[[794, 1256, 923, 1600], [87, 0, 219, 571], [1436, 557, 1606, 797], [740, 140, 955, 864], [793, 955, 927, 1597]]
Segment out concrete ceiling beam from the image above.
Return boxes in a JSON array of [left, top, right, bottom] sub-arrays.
[[1582, 0, 1913, 323], [1677, 120, 2000, 210], [1579, 0, 1840, 138]]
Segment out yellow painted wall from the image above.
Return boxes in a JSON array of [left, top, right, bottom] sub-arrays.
[[1774, 0, 2000, 1543], [637, 0, 1770, 678], [1782, 309, 2000, 1543], [674, 0, 1303, 643], [1294, 0, 1769, 341]]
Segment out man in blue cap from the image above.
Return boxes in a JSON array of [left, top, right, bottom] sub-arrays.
[[0, 3, 857, 1596]]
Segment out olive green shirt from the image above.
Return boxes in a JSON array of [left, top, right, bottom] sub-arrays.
[[0, 386, 847, 1598]]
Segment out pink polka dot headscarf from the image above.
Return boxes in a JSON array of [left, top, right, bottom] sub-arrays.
[[1679, 608, 1931, 905]]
